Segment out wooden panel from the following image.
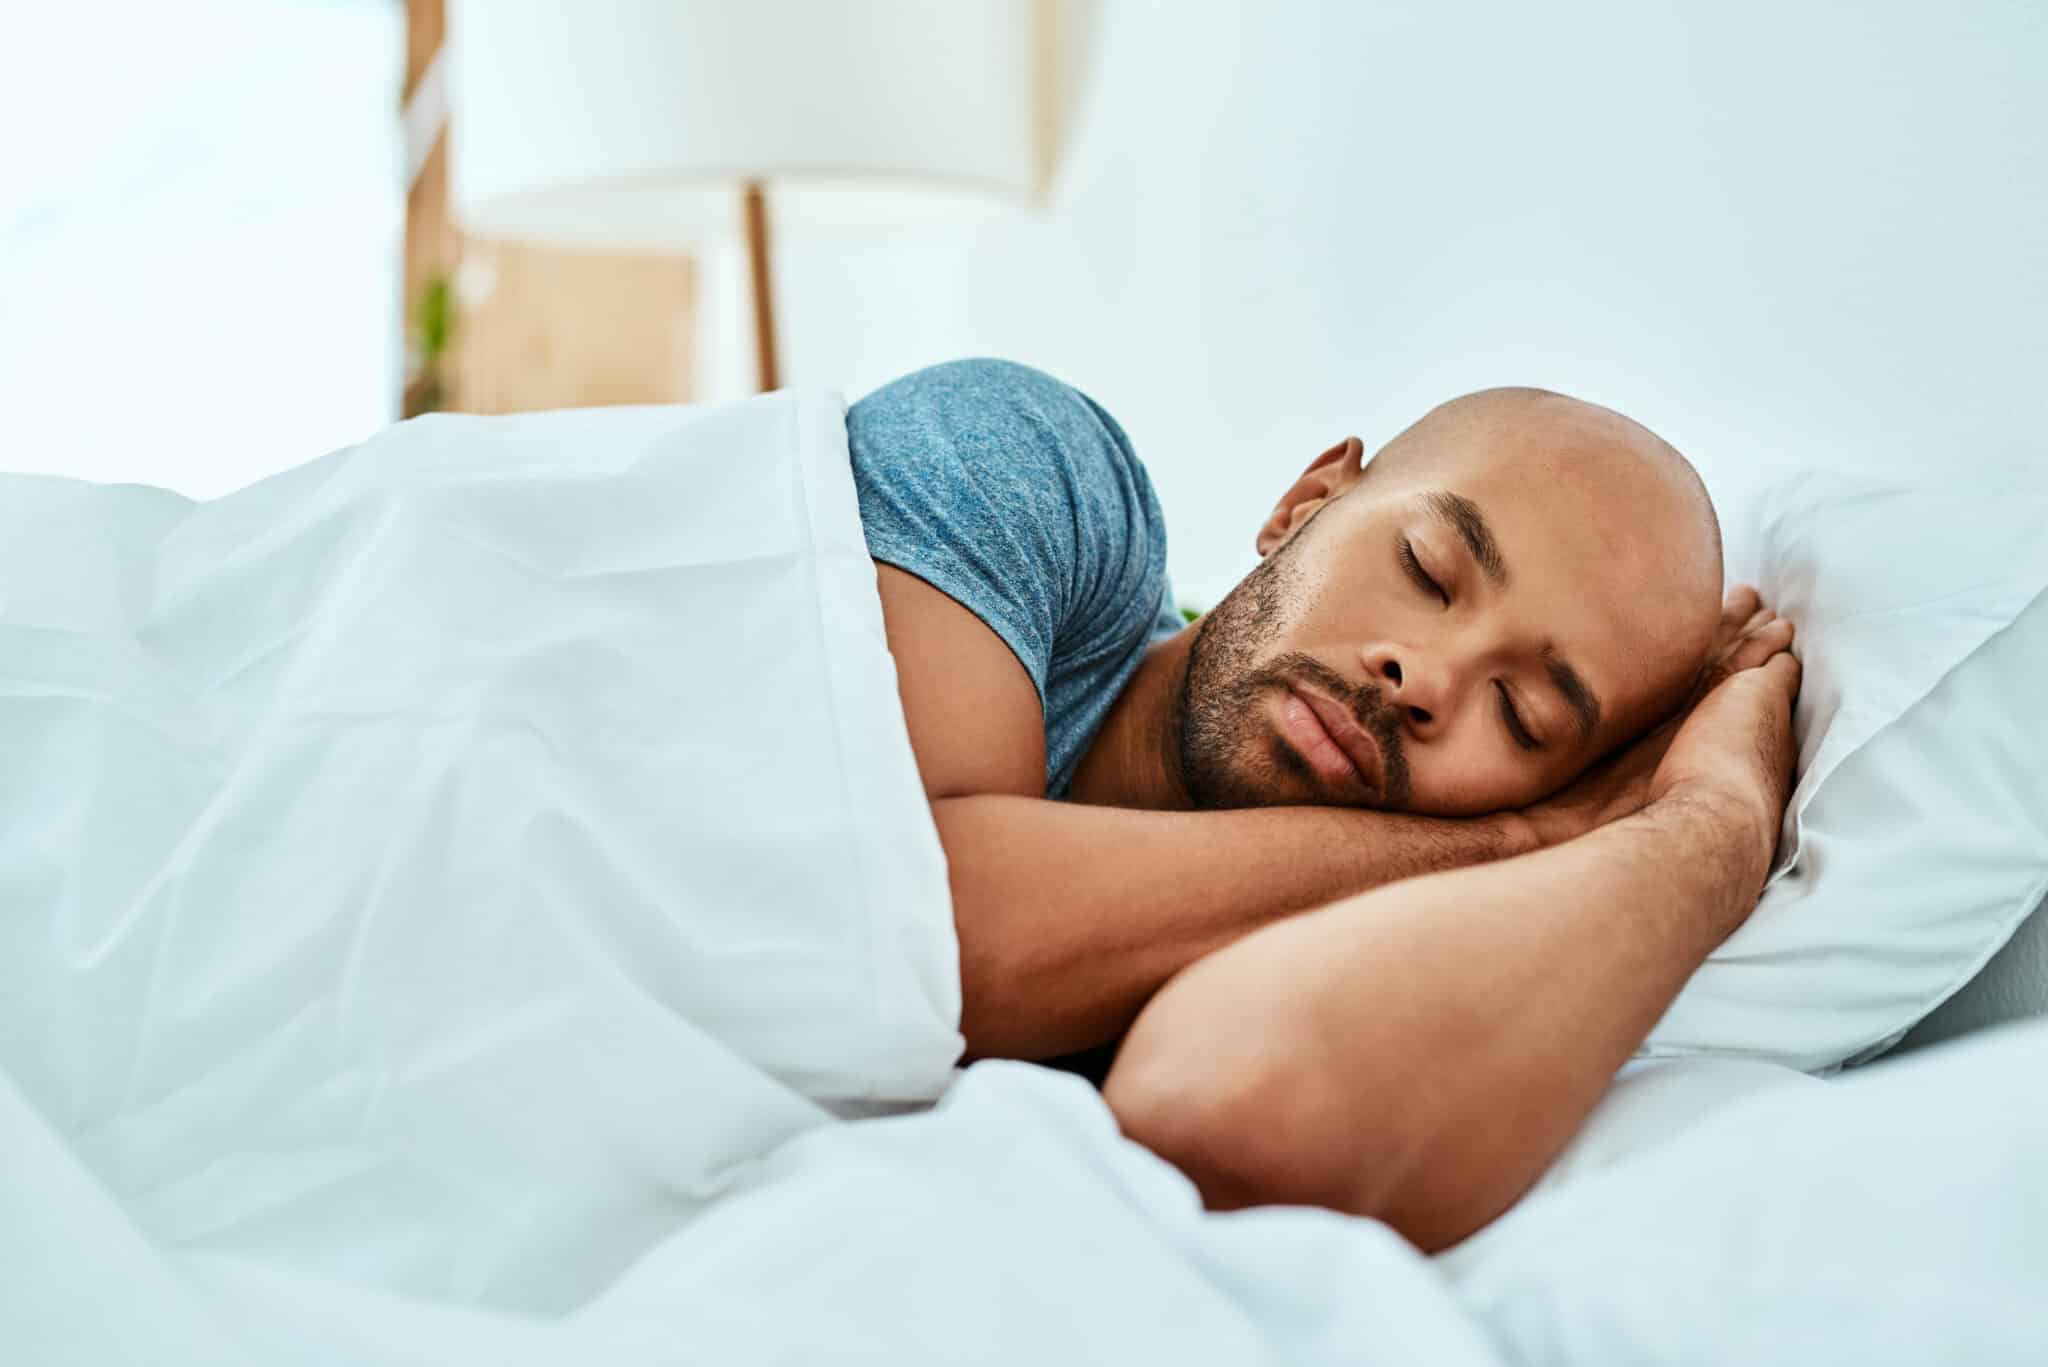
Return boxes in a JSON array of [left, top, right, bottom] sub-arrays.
[[402, 0, 695, 416], [452, 243, 694, 414], [402, 0, 456, 417]]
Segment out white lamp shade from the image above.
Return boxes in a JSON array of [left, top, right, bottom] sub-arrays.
[[448, 0, 1039, 249]]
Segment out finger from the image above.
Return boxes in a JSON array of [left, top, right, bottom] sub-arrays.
[[1726, 617, 1795, 673], [1701, 619, 1793, 690], [1717, 605, 1774, 661], [1753, 648, 1803, 706], [1716, 592, 1760, 646], [1721, 584, 1762, 628]]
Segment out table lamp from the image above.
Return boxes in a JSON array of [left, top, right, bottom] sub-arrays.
[[447, 0, 1040, 392]]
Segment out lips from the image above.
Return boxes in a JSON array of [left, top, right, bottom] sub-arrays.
[[1292, 687, 1384, 797]]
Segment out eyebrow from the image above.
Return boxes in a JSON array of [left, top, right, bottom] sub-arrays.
[[1426, 491, 1508, 588], [1543, 647, 1603, 744], [1423, 488, 1600, 744]]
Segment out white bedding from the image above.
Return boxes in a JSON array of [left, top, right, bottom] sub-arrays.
[[1443, 1021, 2048, 1364], [3, 394, 2042, 1364], [0, 393, 960, 1313]]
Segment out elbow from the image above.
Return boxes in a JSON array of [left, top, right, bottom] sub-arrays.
[[1103, 1032, 1516, 1255], [1103, 1033, 1373, 1217], [1372, 1157, 1528, 1255]]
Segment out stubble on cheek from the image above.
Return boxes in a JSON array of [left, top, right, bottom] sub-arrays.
[[1174, 525, 1415, 811], [1266, 732, 1318, 791], [1176, 547, 1310, 808]]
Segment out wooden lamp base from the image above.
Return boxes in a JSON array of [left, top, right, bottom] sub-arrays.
[[742, 181, 779, 392]]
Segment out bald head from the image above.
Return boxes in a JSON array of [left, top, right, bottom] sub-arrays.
[[1365, 387, 1725, 726], [1378, 387, 1721, 582], [1181, 386, 1728, 816]]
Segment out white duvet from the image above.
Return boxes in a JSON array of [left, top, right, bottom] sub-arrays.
[[3, 394, 2042, 1364]]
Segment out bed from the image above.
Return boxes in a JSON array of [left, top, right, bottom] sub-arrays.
[[2, 391, 2042, 1364]]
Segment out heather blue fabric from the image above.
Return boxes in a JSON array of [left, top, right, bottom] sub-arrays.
[[847, 359, 1181, 798]]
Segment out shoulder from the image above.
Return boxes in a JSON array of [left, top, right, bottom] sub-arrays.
[[852, 357, 1093, 414], [847, 358, 1137, 471]]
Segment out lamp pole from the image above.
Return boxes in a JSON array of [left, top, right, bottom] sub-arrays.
[[742, 181, 779, 392]]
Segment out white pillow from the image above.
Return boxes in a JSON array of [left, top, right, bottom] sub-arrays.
[[1898, 887, 2048, 1051], [1638, 469, 2048, 1071]]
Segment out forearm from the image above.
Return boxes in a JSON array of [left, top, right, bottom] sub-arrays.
[[1103, 787, 1769, 1251], [935, 794, 1534, 1060]]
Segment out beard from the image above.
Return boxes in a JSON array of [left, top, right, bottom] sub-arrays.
[[1174, 531, 1412, 810]]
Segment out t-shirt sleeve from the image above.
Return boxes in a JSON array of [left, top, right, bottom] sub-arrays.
[[845, 358, 1170, 713]]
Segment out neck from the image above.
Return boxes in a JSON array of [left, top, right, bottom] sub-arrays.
[[1068, 624, 1199, 809]]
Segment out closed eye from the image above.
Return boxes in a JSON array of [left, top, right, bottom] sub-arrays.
[[1496, 682, 1540, 751], [1398, 537, 1448, 605]]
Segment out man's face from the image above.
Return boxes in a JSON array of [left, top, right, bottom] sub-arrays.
[[1175, 400, 1720, 816]]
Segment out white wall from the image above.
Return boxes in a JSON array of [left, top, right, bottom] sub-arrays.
[[0, 0, 402, 498], [757, 0, 2048, 608]]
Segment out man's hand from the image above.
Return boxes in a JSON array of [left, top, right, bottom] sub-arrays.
[[1647, 616, 1802, 899], [1520, 585, 1795, 850], [1103, 593, 1807, 1251]]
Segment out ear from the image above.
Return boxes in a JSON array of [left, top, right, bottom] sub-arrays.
[[1255, 437, 1365, 557]]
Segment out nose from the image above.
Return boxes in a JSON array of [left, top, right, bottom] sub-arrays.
[[1360, 643, 1452, 731]]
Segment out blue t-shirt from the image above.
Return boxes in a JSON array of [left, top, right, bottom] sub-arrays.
[[847, 359, 1181, 798]]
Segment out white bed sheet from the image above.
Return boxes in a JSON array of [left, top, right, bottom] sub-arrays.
[[1443, 1020, 2048, 1364]]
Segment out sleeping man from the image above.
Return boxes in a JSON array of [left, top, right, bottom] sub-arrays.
[[852, 359, 1801, 1251]]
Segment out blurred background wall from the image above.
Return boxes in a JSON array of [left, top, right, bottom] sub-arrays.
[[0, 0, 402, 497], [750, 0, 2048, 606], [2, 1, 2042, 607]]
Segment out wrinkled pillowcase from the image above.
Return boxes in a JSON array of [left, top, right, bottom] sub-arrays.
[[1637, 468, 2048, 1072]]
